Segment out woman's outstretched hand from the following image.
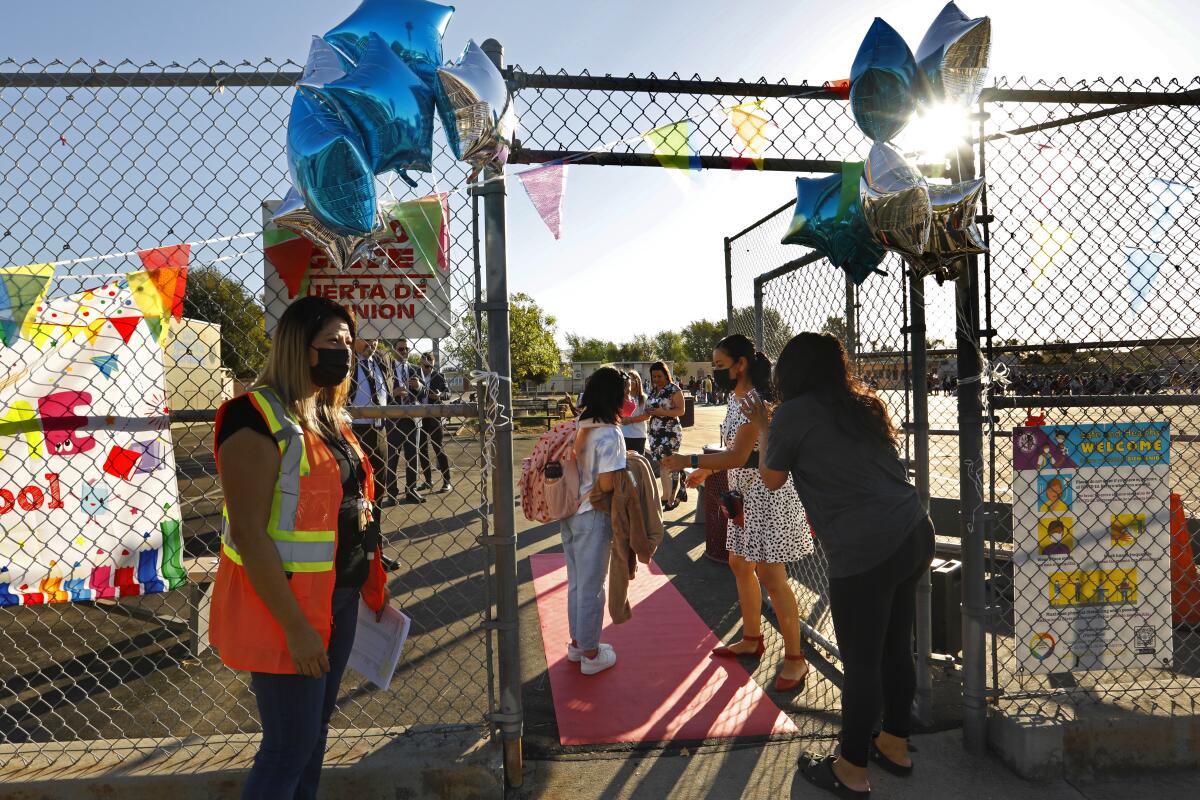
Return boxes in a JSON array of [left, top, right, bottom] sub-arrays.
[[738, 392, 770, 430]]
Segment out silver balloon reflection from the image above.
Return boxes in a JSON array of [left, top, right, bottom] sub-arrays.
[[905, 177, 986, 281], [860, 142, 931, 259], [915, 1, 991, 106], [438, 40, 516, 176], [273, 187, 376, 272], [299, 36, 347, 88]]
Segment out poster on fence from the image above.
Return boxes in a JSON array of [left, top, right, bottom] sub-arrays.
[[1012, 422, 1173, 674], [0, 283, 184, 605], [261, 198, 452, 340]]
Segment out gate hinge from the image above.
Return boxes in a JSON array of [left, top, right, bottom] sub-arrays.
[[487, 711, 522, 725]]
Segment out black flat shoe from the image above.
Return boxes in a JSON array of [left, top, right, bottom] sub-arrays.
[[800, 754, 869, 799], [870, 735, 913, 777]]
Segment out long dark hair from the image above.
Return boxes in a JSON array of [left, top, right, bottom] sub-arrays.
[[775, 332, 898, 452], [715, 334, 775, 402], [580, 366, 624, 424], [649, 360, 673, 386]]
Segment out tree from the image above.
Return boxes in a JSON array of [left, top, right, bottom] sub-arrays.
[[653, 329, 690, 375], [183, 266, 271, 380], [728, 306, 795, 358], [681, 319, 725, 361], [820, 315, 849, 345], [616, 334, 655, 362], [445, 293, 564, 386], [566, 333, 618, 363]]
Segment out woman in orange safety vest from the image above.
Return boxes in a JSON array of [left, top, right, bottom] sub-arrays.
[[209, 296, 388, 799]]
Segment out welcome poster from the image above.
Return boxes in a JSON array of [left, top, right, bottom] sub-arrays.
[[1012, 422, 1172, 674], [0, 282, 184, 605]]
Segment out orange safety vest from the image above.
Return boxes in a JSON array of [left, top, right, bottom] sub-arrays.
[[209, 387, 387, 674]]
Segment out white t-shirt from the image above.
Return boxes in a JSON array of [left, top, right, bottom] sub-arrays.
[[575, 422, 627, 515], [620, 397, 647, 439]]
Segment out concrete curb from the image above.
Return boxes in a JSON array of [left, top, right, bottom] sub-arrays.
[[0, 727, 502, 800]]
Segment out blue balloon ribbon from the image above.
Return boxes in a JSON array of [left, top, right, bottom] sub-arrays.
[[850, 17, 919, 143]]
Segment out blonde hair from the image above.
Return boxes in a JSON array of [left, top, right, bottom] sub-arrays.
[[628, 370, 646, 402], [258, 296, 356, 432]]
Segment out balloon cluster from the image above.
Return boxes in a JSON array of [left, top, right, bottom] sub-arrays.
[[278, 0, 517, 268], [783, 2, 991, 284]]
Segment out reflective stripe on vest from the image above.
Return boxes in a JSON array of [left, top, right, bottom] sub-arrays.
[[221, 388, 335, 572]]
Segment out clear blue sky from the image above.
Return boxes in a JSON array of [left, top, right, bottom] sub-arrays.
[[4, 1, 1199, 345]]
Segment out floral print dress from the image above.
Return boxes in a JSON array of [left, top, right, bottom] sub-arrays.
[[647, 382, 683, 461]]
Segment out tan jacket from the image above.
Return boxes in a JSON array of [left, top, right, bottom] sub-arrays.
[[594, 451, 664, 623]]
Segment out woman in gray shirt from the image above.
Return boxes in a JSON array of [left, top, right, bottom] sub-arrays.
[[742, 332, 933, 799]]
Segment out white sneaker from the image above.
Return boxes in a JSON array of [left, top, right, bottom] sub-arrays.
[[567, 642, 613, 663], [580, 646, 617, 675]]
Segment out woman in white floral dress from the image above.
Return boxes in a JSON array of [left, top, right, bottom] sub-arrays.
[[663, 334, 813, 692]]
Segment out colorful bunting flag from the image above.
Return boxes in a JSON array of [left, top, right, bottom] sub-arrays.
[[641, 120, 701, 171], [0, 264, 54, 346], [1124, 248, 1166, 312], [137, 243, 191, 272], [264, 227, 315, 298], [516, 163, 568, 240], [107, 316, 142, 345], [125, 270, 175, 347], [384, 193, 450, 272], [724, 101, 773, 155], [1145, 178, 1193, 246], [1027, 223, 1074, 287]]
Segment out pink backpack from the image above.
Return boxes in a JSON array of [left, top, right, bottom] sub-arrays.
[[520, 420, 583, 523]]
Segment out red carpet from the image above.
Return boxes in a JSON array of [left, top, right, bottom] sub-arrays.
[[531, 552, 798, 745]]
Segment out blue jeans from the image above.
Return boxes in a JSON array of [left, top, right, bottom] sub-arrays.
[[243, 586, 360, 800], [560, 509, 613, 652]]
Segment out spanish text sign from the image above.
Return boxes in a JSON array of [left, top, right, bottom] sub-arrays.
[[1012, 422, 1172, 674]]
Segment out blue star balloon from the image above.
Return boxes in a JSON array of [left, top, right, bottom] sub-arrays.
[[782, 165, 887, 284], [324, 0, 454, 76], [915, 2, 992, 106], [309, 32, 435, 176], [286, 89, 377, 236], [850, 18, 919, 142]]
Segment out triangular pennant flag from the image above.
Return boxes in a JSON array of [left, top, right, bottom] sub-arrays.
[[91, 354, 120, 378], [385, 194, 449, 272], [516, 163, 568, 240], [1145, 178, 1194, 246], [145, 266, 188, 321], [107, 316, 142, 345], [144, 316, 169, 347], [265, 231, 315, 298], [137, 243, 191, 272], [0, 264, 54, 345], [1124, 248, 1166, 312], [642, 120, 694, 170], [1029, 223, 1074, 287], [125, 270, 167, 320], [724, 101, 774, 155]]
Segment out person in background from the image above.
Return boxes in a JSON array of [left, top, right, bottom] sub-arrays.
[[646, 361, 686, 510], [416, 351, 452, 494], [702, 372, 714, 406], [561, 365, 627, 676], [744, 332, 933, 798], [388, 338, 425, 504], [620, 370, 649, 455], [349, 338, 391, 506], [662, 334, 813, 692], [210, 296, 388, 799]]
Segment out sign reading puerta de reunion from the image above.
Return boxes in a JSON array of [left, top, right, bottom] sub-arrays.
[[1012, 421, 1173, 674], [262, 198, 452, 339]]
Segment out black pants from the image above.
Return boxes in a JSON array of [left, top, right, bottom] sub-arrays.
[[385, 418, 420, 497], [827, 516, 934, 768], [623, 436, 646, 455], [352, 423, 389, 498], [419, 416, 451, 485]]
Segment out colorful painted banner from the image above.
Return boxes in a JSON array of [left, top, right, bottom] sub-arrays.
[[1012, 422, 1172, 674], [0, 282, 183, 605]]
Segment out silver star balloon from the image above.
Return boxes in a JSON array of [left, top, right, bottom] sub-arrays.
[[905, 177, 986, 282], [272, 187, 376, 271], [915, 2, 991, 107], [438, 40, 517, 178], [860, 142, 931, 259]]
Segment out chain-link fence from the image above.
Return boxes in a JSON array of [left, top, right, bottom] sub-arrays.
[[0, 58, 504, 770], [727, 75, 1200, 744]]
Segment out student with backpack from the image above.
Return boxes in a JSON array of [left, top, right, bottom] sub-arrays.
[[560, 366, 627, 675]]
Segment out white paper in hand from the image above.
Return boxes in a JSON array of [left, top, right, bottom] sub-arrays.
[[347, 599, 411, 690]]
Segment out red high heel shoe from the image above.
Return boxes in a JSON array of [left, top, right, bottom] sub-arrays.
[[711, 634, 765, 659], [773, 655, 809, 692]]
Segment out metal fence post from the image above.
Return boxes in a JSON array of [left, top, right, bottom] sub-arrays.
[[753, 277, 765, 351], [481, 36, 524, 789], [954, 139, 989, 754], [844, 272, 858, 356], [909, 275, 934, 726], [724, 235, 734, 332]]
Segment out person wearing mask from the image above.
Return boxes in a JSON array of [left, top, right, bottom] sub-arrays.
[[743, 332, 933, 799], [349, 338, 391, 505], [209, 296, 389, 799], [646, 361, 686, 510], [388, 338, 425, 504], [620, 370, 649, 456], [662, 335, 813, 692], [562, 365, 627, 676], [416, 352, 452, 494]]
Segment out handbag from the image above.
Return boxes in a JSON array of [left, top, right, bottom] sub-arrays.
[[718, 489, 745, 527]]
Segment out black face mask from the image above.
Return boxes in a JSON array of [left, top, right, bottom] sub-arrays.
[[311, 347, 351, 387], [713, 367, 737, 391]]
